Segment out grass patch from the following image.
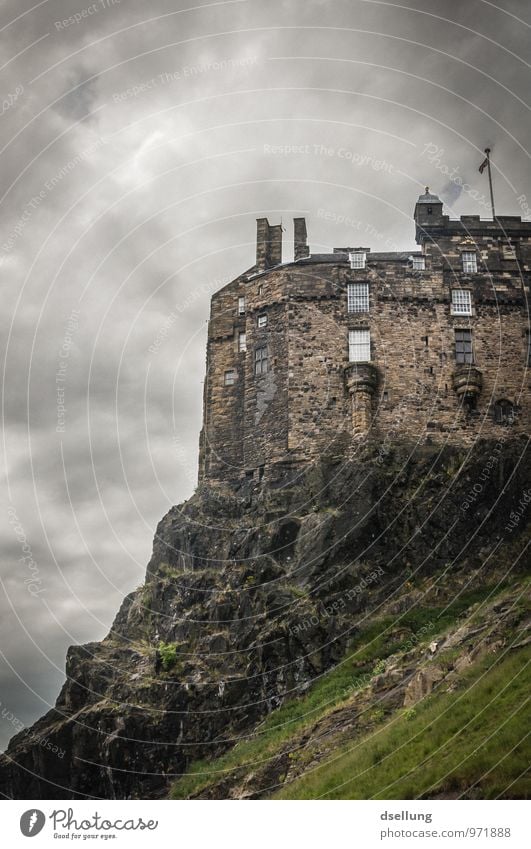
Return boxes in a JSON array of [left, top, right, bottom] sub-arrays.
[[276, 647, 529, 799], [170, 585, 500, 799]]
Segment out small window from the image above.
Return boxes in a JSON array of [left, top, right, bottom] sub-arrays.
[[461, 251, 477, 273], [412, 256, 425, 271], [427, 206, 433, 215], [349, 329, 371, 362], [451, 289, 472, 315], [347, 282, 369, 313], [493, 399, 514, 425], [349, 251, 366, 270], [257, 314, 267, 329], [455, 329, 473, 364], [238, 296, 245, 315], [526, 329, 531, 365], [258, 285, 263, 295], [501, 242, 516, 260], [238, 331, 247, 352], [224, 369, 236, 385], [255, 345, 268, 375]]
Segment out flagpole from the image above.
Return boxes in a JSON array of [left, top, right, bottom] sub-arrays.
[[484, 148, 496, 219]]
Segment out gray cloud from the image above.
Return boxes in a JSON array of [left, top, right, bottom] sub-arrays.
[[1, 0, 530, 750]]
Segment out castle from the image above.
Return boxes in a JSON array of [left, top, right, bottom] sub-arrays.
[[198, 190, 530, 484]]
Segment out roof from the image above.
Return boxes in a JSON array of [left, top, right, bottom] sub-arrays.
[[416, 187, 442, 204]]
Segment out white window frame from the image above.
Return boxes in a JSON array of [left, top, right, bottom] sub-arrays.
[[461, 251, 477, 273], [257, 314, 267, 329], [349, 329, 371, 362], [412, 256, 425, 271], [224, 369, 236, 386], [238, 296, 245, 315], [349, 251, 366, 270], [347, 282, 369, 313], [451, 289, 472, 316], [238, 331, 247, 352]]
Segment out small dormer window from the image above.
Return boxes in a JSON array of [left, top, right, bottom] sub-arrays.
[[412, 256, 425, 271], [238, 296, 245, 315], [462, 251, 477, 273], [451, 289, 472, 315], [349, 251, 366, 270], [257, 314, 267, 329]]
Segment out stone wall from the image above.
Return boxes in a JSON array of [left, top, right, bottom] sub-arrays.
[[199, 211, 531, 484]]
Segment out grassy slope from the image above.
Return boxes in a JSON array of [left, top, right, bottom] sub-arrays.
[[170, 584, 529, 799], [276, 646, 529, 799]]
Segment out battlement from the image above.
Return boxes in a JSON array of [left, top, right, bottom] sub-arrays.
[[199, 191, 530, 485]]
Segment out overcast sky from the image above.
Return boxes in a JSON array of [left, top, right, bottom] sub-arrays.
[[0, 0, 529, 751]]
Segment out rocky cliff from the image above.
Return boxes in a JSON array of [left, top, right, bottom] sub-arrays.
[[0, 438, 529, 799]]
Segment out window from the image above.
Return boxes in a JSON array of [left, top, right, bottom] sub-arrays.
[[493, 399, 514, 425], [347, 282, 369, 313], [412, 256, 425, 271], [238, 296, 245, 315], [349, 329, 371, 362], [461, 251, 477, 273], [349, 251, 366, 270], [254, 345, 268, 375], [451, 289, 472, 315], [224, 369, 236, 385], [501, 243, 516, 260], [257, 314, 267, 329], [238, 331, 247, 352], [455, 329, 473, 364]]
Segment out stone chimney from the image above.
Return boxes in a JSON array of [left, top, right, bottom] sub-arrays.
[[294, 218, 309, 260], [255, 218, 282, 271]]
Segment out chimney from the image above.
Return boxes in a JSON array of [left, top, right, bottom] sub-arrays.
[[255, 218, 283, 271], [294, 217, 309, 260]]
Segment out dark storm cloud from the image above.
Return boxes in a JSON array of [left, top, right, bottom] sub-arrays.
[[1, 0, 530, 749]]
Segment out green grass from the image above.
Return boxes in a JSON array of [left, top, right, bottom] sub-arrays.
[[276, 647, 530, 799], [170, 586, 501, 799]]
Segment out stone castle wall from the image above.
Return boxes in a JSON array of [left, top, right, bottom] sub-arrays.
[[199, 198, 530, 484]]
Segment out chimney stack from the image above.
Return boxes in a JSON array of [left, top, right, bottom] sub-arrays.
[[255, 218, 283, 271], [294, 217, 309, 260]]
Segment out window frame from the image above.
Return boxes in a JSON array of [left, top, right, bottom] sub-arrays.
[[454, 328, 474, 364], [347, 282, 369, 313], [349, 251, 367, 270], [451, 288, 472, 316], [412, 256, 426, 271], [348, 328, 371, 363], [238, 331, 247, 352], [224, 369, 237, 386], [238, 296, 245, 315], [254, 345, 268, 376], [257, 314, 267, 329], [461, 251, 478, 274], [493, 399, 515, 425]]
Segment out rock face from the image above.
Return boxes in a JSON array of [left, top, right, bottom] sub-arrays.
[[0, 438, 528, 799]]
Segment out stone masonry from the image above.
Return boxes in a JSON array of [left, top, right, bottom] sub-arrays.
[[198, 190, 531, 484]]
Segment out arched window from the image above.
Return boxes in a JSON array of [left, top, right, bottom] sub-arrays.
[[493, 399, 515, 425]]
